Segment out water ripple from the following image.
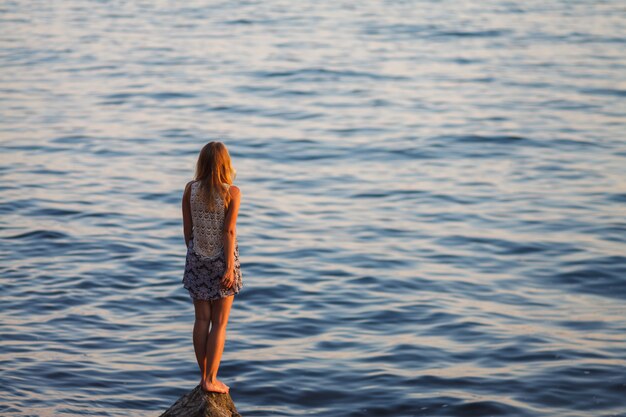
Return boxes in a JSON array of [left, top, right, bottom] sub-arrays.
[[2, 0, 626, 416]]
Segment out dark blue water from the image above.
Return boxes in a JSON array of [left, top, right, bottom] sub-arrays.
[[1, 1, 626, 416]]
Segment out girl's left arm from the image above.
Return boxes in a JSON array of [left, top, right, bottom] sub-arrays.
[[182, 181, 193, 246]]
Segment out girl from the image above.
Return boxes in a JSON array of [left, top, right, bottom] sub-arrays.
[[181, 141, 243, 394]]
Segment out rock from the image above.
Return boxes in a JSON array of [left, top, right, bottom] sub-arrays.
[[159, 384, 242, 417]]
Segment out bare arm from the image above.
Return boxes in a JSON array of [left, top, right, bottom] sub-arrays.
[[222, 185, 241, 269], [182, 181, 193, 247]]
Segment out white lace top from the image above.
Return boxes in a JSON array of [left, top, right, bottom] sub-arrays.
[[190, 181, 230, 259]]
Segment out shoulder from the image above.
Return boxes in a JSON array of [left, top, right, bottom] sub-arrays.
[[184, 180, 196, 195], [228, 184, 241, 197]]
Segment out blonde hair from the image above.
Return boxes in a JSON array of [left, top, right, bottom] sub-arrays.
[[194, 141, 236, 211]]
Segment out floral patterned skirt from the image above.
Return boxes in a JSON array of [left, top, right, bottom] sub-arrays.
[[182, 236, 243, 301]]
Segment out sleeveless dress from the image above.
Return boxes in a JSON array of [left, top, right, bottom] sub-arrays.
[[182, 181, 243, 301]]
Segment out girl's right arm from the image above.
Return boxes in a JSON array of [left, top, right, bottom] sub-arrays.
[[222, 185, 241, 271]]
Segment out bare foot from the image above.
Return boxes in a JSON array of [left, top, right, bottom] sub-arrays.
[[216, 379, 230, 392], [200, 376, 230, 392], [201, 378, 229, 394]]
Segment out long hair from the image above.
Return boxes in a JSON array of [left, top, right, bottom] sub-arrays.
[[194, 141, 236, 211]]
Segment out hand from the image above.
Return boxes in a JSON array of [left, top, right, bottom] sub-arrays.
[[221, 267, 235, 290]]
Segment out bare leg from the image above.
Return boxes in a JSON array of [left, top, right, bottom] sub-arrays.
[[202, 294, 234, 393], [192, 299, 211, 385]]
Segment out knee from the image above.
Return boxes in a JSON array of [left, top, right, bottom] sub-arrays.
[[194, 309, 211, 322], [195, 314, 211, 323], [210, 317, 229, 331]]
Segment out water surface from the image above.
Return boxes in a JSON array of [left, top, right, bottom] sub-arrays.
[[1, 1, 625, 416]]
